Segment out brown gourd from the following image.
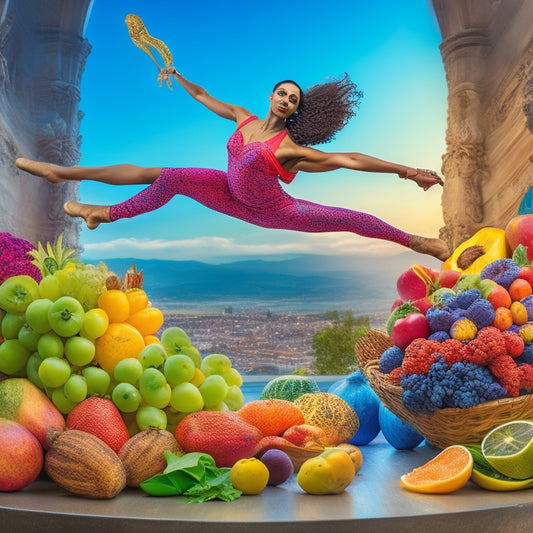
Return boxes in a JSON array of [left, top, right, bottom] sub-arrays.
[[45, 428, 126, 499], [118, 427, 181, 487]]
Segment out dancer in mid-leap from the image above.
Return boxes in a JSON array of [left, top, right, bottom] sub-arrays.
[[16, 67, 449, 260]]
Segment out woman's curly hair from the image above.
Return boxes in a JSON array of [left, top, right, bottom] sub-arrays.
[[276, 74, 363, 146]]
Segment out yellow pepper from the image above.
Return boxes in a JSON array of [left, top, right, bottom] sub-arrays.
[[442, 227, 509, 274], [296, 448, 356, 494]]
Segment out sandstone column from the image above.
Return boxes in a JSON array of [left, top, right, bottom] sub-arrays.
[[432, 0, 533, 250]]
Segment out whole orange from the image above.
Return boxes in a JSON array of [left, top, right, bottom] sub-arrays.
[[94, 322, 145, 374]]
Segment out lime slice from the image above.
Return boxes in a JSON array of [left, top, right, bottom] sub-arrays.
[[481, 420, 533, 480]]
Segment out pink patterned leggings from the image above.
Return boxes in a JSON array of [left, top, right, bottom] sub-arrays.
[[109, 168, 410, 247]]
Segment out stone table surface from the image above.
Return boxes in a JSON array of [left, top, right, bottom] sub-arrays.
[[1, 436, 533, 533]]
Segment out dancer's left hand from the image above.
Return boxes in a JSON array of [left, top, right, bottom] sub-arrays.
[[407, 168, 444, 191], [158, 66, 179, 88]]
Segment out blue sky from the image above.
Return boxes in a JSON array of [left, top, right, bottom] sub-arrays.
[[78, 0, 448, 263]]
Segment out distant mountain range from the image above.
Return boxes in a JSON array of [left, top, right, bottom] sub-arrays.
[[97, 253, 441, 314]]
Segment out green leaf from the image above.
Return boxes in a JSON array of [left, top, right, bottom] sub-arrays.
[[512, 244, 531, 267], [139, 475, 181, 496], [139, 452, 241, 502]]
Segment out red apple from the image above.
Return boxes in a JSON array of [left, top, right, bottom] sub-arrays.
[[390, 313, 430, 349], [396, 264, 439, 302], [519, 266, 533, 286], [282, 424, 327, 448], [390, 298, 404, 312], [413, 297, 432, 315], [505, 215, 533, 261], [436, 269, 462, 289], [0, 418, 44, 491]]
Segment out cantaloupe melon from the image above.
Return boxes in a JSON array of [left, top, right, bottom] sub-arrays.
[[294, 392, 359, 446]]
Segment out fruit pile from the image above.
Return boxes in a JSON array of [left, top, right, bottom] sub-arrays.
[[0, 235, 245, 436], [380, 246, 533, 413], [0, 234, 366, 499]]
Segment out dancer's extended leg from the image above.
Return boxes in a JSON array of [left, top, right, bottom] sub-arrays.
[[15, 158, 161, 185]]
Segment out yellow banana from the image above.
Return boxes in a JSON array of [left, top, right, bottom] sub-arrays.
[[125, 14, 174, 89]]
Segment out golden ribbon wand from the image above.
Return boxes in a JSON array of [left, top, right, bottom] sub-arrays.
[[125, 13, 174, 89]]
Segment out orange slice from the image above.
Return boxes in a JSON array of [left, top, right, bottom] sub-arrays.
[[400, 445, 473, 494]]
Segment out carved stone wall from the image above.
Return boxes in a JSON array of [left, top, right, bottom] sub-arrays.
[[432, 0, 533, 249], [0, 0, 91, 251]]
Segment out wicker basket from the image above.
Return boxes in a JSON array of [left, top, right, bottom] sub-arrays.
[[354, 329, 533, 449]]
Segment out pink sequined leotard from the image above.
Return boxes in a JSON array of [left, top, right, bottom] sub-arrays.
[[109, 115, 410, 247]]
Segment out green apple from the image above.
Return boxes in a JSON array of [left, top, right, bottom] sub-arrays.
[[26, 352, 45, 389], [0, 339, 31, 374], [25, 298, 53, 334], [38, 275, 62, 301], [180, 345, 202, 368], [200, 353, 232, 376], [48, 296, 84, 337], [137, 343, 167, 370], [161, 326, 192, 354], [0, 275, 39, 314], [18, 323, 41, 351], [1, 312, 25, 339], [37, 331, 64, 359]]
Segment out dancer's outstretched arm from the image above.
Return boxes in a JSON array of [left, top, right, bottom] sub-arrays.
[[285, 147, 443, 191], [158, 67, 251, 124]]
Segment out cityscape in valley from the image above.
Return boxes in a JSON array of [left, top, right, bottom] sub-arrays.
[[162, 309, 390, 375]]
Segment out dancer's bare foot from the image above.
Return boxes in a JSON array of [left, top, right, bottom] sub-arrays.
[[409, 235, 450, 261], [64, 201, 111, 230], [15, 157, 66, 183]]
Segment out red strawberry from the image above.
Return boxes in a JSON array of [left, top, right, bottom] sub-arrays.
[[66, 397, 129, 454]]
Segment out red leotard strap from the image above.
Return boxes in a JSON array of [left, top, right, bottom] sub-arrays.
[[264, 130, 288, 154], [237, 115, 258, 129]]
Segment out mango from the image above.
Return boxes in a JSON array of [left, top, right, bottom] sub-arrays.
[[0, 418, 44, 491], [0, 378, 65, 449], [297, 448, 356, 494]]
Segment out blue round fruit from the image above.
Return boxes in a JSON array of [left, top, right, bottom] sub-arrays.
[[378, 403, 424, 450], [328, 370, 381, 445]]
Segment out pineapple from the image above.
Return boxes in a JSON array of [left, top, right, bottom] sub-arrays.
[[28, 234, 78, 277]]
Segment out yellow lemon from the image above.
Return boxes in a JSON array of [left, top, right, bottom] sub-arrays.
[[230, 457, 269, 495]]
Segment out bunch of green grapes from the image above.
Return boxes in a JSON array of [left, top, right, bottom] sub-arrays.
[[111, 327, 245, 435], [0, 295, 111, 414], [39, 261, 109, 312]]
